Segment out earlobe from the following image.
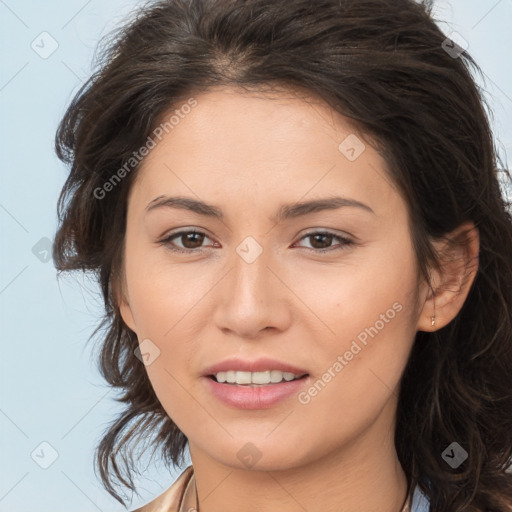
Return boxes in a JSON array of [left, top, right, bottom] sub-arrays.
[[112, 276, 137, 333], [417, 222, 479, 332], [119, 300, 137, 333]]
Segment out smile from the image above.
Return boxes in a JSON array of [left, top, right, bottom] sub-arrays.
[[211, 370, 308, 385]]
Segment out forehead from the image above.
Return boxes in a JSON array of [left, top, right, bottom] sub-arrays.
[[148, 85, 359, 156], [129, 86, 400, 218]]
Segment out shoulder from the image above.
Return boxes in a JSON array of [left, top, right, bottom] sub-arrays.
[[130, 465, 194, 512]]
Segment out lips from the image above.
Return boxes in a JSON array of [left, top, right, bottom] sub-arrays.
[[201, 357, 311, 409], [203, 372, 311, 409]]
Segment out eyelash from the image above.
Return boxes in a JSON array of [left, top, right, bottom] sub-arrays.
[[159, 229, 355, 254]]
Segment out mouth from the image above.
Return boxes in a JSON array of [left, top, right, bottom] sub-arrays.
[[204, 370, 311, 409], [207, 370, 309, 386]]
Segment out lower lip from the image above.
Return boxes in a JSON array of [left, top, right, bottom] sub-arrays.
[[203, 375, 310, 409]]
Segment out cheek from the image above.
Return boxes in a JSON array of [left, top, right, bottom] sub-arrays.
[[123, 247, 220, 418], [291, 240, 418, 347], [124, 238, 214, 336], [290, 239, 419, 406]]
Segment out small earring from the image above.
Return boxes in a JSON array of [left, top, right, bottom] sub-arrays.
[[431, 299, 436, 327]]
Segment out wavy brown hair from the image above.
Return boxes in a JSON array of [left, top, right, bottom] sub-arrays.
[[52, 0, 512, 510]]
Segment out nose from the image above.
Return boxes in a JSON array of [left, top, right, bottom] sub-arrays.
[[212, 244, 292, 339]]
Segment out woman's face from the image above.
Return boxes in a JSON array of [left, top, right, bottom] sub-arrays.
[[119, 86, 428, 471]]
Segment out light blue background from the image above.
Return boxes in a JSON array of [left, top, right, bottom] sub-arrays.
[[1, 1, 511, 511]]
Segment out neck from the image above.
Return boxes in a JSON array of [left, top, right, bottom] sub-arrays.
[[188, 404, 409, 512]]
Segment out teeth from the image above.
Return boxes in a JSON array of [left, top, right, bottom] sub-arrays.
[[214, 370, 305, 385]]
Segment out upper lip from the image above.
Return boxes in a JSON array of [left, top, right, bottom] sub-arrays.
[[202, 357, 309, 376]]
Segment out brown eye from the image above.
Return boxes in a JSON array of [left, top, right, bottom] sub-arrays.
[[308, 233, 334, 249], [160, 230, 213, 253], [295, 231, 354, 253], [178, 231, 206, 249]]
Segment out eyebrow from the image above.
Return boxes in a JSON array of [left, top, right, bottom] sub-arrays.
[[145, 194, 375, 221]]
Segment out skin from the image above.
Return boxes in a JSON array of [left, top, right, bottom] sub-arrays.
[[118, 85, 479, 512]]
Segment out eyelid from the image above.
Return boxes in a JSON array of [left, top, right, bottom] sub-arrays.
[[158, 228, 215, 253], [292, 229, 355, 251], [159, 227, 355, 254]]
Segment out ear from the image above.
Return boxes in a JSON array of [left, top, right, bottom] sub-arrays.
[[112, 271, 137, 333], [417, 221, 479, 332], [119, 298, 137, 333]]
